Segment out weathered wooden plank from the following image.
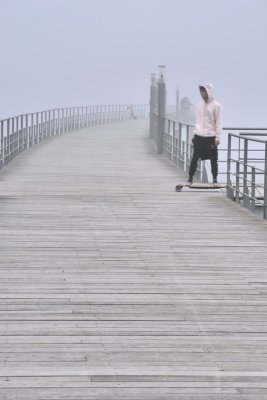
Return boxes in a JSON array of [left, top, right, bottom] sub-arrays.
[[2, 376, 267, 388], [0, 388, 263, 400]]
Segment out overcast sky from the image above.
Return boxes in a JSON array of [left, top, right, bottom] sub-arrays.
[[0, 0, 266, 126]]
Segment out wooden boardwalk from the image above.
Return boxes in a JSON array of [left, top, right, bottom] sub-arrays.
[[1, 120, 267, 399]]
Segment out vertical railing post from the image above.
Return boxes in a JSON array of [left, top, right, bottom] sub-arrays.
[[186, 125, 190, 172], [58, 109, 60, 133], [31, 114, 34, 146], [61, 109, 65, 133], [227, 133, 233, 199], [251, 167, 256, 212], [7, 119, 10, 160], [20, 115, 24, 151], [71, 108, 74, 130], [81, 107, 84, 128], [264, 142, 267, 219], [52, 109, 55, 135], [45, 111, 48, 137], [178, 123, 182, 167], [44, 110, 47, 138], [43, 111, 46, 139], [243, 138, 249, 209], [94, 106, 97, 125], [36, 113, 39, 143], [0, 120, 4, 165], [11, 118, 14, 157], [88, 107, 91, 126], [64, 109, 67, 132], [70, 108, 73, 130], [67, 108, 69, 131], [26, 114, 29, 148], [226, 133, 232, 188], [57, 109, 60, 134], [16, 116, 19, 154], [77, 107, 80, 129], [157, 65, 166, 154], [85, 106, 88, 127], [48, 110, 51, 136], [62, 109, 65, 132], [59, 109, 62, 133], [65, 108, 68, 131], [53, 110, 56, 135], [172, 121, 176, 163], [41, 112, 44, 141], [56, 109, 59, 133], [72, 108, 75, 129], [236, 161, 240, 203]]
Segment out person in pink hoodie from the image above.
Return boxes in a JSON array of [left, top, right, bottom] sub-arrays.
[[187, 83, 223, 185]]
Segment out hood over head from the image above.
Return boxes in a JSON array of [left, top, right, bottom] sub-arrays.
[[199, 83, 214, 102]]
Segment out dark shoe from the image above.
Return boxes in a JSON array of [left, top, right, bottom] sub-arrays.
[[187, 179, 193, 186]]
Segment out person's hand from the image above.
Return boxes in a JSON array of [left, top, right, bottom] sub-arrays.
[[215, 138, 220, 145]]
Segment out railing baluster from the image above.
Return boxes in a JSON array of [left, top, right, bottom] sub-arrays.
[[264, 142, 267, 219], [0, 120, 3, 165]]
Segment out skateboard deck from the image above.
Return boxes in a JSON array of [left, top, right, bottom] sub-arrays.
[[175, 183, 226, 192]]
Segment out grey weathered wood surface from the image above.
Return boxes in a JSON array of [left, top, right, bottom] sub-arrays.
[[1, 120, 267, 399]]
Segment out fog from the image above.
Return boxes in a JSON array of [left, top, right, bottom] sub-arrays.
[[1, 0, 267, 126]]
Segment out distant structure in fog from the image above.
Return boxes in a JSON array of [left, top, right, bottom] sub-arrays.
[[180, 96, 194, 123], [176, 86, 194, 124]]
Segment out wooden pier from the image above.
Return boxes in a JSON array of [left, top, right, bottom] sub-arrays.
[[1, 120, 267, 399]]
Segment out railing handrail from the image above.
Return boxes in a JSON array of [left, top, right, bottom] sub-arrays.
[[165, 115, 194, 127], [165, 117, 267, 135], [227, 132, 267, 144], [0, 104, 149, 124], [223, 127, 267, 131]]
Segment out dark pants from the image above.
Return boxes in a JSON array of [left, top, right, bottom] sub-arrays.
[[189, 135, 218, 180]]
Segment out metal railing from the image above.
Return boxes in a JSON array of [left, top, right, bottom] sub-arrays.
[[226, 129, 267, 219], [163, 116, 210, 182], [162, 118, 267, 218], [0, 104, 148, 168]]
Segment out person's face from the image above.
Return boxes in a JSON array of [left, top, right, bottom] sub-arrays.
[[200, 88, 208, 102]]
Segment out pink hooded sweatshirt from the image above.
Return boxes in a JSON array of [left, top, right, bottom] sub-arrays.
[[194, 83, 223, 141]]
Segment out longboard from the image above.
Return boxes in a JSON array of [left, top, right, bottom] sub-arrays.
[[175, 183, 226, 192]]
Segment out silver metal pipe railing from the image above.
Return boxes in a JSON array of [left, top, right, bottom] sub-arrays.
[[226, 131, 267, 219], [0, 104, 148, 168], [163, 116, 267, 219], [163, 117, 207, 182]]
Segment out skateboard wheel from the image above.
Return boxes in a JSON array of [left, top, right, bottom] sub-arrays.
[[175, 185, 182, 192]]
